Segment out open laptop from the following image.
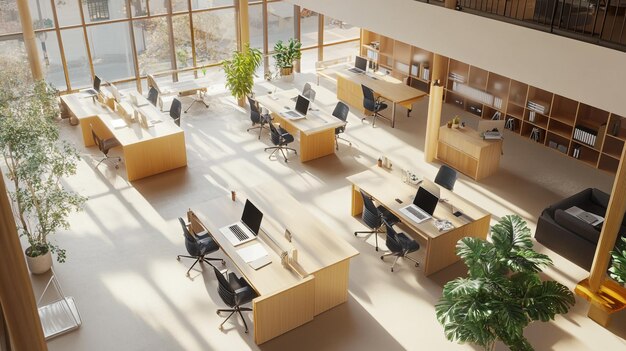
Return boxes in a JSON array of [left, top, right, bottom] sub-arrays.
[[399, 186, 439, 224], [82, 76, 101, 96], [348, 56, 367, 74], [219, 199, 264, 247], [282, 95, 310, 120]]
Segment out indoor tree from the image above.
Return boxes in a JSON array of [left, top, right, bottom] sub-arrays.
[[222, 43, 262, 106], [609, 236, 626, 284], [435, 215, 575, 351]]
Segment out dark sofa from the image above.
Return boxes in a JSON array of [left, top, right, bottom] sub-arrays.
[[535, 188, 626, 271]]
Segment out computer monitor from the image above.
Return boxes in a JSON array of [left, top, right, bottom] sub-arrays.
[[477, 119, 505, 133], [295, 95, 310, 116], [93, 76, 101, 92], [354, 56, 367, 72], [109, 83, 122, 103], [413, 186, 439, 216], [241, 199, 263, 235]]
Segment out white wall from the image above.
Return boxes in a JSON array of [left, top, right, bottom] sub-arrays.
[[286, 0, 626, 117]]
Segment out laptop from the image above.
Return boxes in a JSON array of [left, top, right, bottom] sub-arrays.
[[219, 200, 264, 247], [399, 187, 439, 224], [348, 56, 367, 74], [478, 120, 505, 139], [82, 76, 101, 96], [282, 95, 310, 120]]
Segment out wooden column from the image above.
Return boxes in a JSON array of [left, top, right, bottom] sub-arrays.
[[238, 0, 250, 47], [317, 14, 324, 61], [16, 0, 43, 80], [425, 81, 444, 162], [431, 54, 448, 85], [293, 5, 301, 73], [0, 177, 47, 351]]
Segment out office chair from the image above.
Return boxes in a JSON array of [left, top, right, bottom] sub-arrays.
[[434, 164, 458, 191], [246, 96, 271, 139], [381, 219, 420, 272], [354, 190, 399, 251], [214, 266, 258, 333], [170, 98, 182, 126], [265, 123, 297, 162], [176, 217, 224, 277], [147, 87, 158, 106], [361, 84, 388, 127], [184, 89, 210, 113], [90, 124, 121, 169], [332, 101, 351, 150]]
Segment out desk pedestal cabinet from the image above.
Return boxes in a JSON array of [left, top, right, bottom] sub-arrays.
[[437, 126, 501, 181]]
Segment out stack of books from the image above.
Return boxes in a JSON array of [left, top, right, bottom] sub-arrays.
[[573, 125, 597, 146], [572, 145, 581, 159], [529, 110, 536, 122], [494, 97, 503, 109], [451, 81, 495, 106], [449, 72, 465, 83], [527, 100, 549, 114], [422, 66, 430, 81]]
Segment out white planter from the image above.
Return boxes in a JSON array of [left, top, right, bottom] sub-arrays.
[[281, 73, 294, 83], [25, 249, 53, 274]]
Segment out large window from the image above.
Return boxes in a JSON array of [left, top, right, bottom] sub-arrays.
[[134, 17, 172, 75], [87, 22, 135, 81], [0, 0, 22, 34], [61, 28, 91, 88], [193, 8, 237, 66], [267, 1, 293, 49]]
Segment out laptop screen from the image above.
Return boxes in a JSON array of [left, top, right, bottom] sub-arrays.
[[94, 76, 101, 92], [355, 56, 367, 71], [241, 199, 263, 235], [295, 95, 310, 116], [413, 187, 439, 216]]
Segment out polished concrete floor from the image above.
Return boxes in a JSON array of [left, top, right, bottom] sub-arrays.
[[29, 72, 626, 350]]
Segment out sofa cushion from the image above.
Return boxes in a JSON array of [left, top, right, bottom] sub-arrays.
[[554, 209, 600, 244]]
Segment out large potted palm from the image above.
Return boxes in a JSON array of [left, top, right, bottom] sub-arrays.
[[273, 38, 302, 82], [436, 215, 575, 351], [0, 64, 86, 274], [223, 43, 263, 106]]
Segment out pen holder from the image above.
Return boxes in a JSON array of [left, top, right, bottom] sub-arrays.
[[231, 191, 236, 201]]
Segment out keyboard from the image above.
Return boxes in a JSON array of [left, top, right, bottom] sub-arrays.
[[483, 131, 502, 140], [229, 224, 250, 241], [348, 67, 364, 74], [406, 205, 428, 221]]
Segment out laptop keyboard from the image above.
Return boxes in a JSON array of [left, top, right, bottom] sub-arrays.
[[286, 110, 300, 118], [348, 67, 363, 74], [406, 205, 428, 220], [229, 224, 250, 241]]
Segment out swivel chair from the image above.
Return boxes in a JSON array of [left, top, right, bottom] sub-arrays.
[[381, 219, 420, 272], [147, 87, 159, 107], [354, 190, 399, 251], [91, 124, 121, 169], [170, 98, 182, 126], [214, 266, 258, 333], [434, 164, 458, 191], [361, 84, 388, 127], [246, 96, 271, 139], [176, 217, 224, 277], [265, 123, 297, 162], [332, 101, 351, 149]]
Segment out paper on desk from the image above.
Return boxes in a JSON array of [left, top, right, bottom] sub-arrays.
[[110, 119, 127, 129], [237, 243, 268, 263]]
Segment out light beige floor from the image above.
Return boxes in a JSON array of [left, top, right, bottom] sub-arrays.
[[29, 72, 626, 351]]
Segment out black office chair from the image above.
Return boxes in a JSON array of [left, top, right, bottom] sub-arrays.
[[147, 87, 158, 106], [246, 96, 271, 139], [332, 101, 351, 149], [214, 266, 258, 333], [361, 84, 388, 127], [354, 190, 399, 251], [381, 219, 420, 272], [170, 98, 182, 126], [176, 217, 224, 277], [434, 164, 458, 191], [90, 123, 121, 169], [265, 123, 297, 162]]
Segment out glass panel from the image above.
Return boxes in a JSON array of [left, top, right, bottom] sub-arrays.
[[133, 17, 172, 75], [193, 8, 236, 66], [83, 0, 129, 24], [300, 47, 317, 72], [248, 3, 263, 50], [87, 22, 135, 81], [29, 0, 55, 30], [191, 0, 233, 10], [172, 0, 187, 13], [35, 30, 66, 90], [172, 14, 191, 68], [267, 1, 293, 51], [56, 0, 83, 27], [61, 28, 91, 89], [323, 16, 359, 44], [323, 40, 358, 63], [149, 0, 167, 15], [0, 0, 22, 34], [0, 37, 27, 63], [129, 0, 147, 17], [299, 8, 317, 48]]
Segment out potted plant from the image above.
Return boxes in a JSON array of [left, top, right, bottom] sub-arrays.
[[436, 215, 575, 351], [609, 236, 626, 285], [223, 43, 263, 106], [451, 115, 461, 128], [0, 74, 87, 274], [273, 38, 302, 82]]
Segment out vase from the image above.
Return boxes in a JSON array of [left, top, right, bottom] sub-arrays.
[[25, 248, 53, 274], [452, 123, 460, 129]]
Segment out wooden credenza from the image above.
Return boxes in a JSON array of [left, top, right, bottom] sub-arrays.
[[437, 126, 502, 180]]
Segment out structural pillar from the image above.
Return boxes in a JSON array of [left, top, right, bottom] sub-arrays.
[[16, 0, 43, 80], [425, 81, 444, 162], [238, 0, 250, 47]]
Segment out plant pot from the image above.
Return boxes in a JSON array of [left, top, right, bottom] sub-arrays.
[[25, 248, 53, 274], [280, 67, 294, 82], [452, 123, 460, 129]]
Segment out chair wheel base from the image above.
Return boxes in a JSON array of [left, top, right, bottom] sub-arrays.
[[391, 268, 394, 272], [221, 260, 226, 265], [216, 311, 221, 315], [245, 330, 249, 334], [186, 272, 190, 277], [380, 256, 384, 260], [375, 247, 379, 252], [177, 257, 181, 261]]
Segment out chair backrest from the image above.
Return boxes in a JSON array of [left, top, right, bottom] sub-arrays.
[[170, 98, 182, 125], [90, 124, 105, 153], [383, 219, 403, 254], [303, 82, 312, 95], [213, 266, 236, 307], [147, 87, 158, 106], [303, 87, 316, 103], [361, 84, 376, 111], [332, 101, 349, 122], [179, 217, 200, 256], [247, 96, 262, 124], [434, 164, 458, 191], [360, 190, 382, 229], [269, 122, 282, 146]]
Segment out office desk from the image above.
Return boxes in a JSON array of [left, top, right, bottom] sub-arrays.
[[60, 92, 187, 181], [437, 126, 502, 180], [346, 167, 491, 275], [317, 64, 427, 128], [190, 181, 358, 344], [147, 74, 211, 111], [256, 87, 345, 162]]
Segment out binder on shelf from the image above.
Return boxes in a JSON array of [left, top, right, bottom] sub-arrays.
[[411, 63, 419, 77], [611, 119, 621, 136], [530, 127, 541, 142], [422, 66, 430, 81], [505, 117, 516, 130], [573, 146, 581, 159], [573, 125, 598, 147], [529, 111, 536, 122], [492, 111, 501, 120], [595, 123, 607, 149]]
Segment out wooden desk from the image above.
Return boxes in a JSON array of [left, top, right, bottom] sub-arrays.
[[60, 91, 187, 181], [317, 64, 427, 128], [256, 86, 344, 162], [147, 74, 211, 110], [346, 167, 491, 275], [190, 181, 358, 344], [437, 126, 502, 180]]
